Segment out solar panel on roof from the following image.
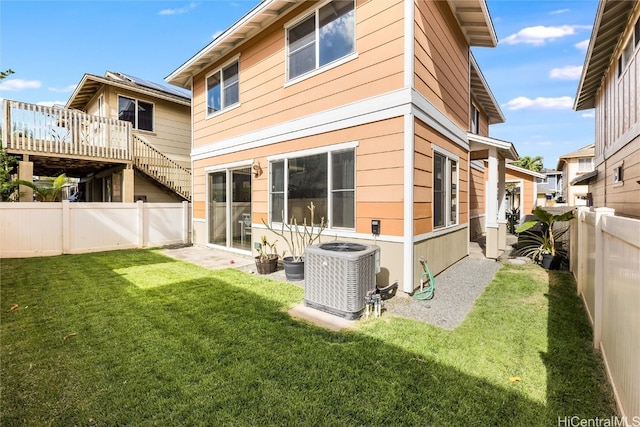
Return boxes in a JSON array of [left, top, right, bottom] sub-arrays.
[[118, 72, 190, 99]]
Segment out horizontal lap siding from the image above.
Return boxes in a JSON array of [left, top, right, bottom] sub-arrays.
[[414, 117, 469, 235], [192, 0, 405, 149], [414, 1, 470, 131], [469, 165, 484, 218], [192, 117, 405, 234]]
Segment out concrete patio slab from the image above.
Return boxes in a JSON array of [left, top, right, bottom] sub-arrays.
[[288, 304, 356, 332]]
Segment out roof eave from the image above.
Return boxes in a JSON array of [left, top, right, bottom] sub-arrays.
[[166, 0, 298, 88], [447, 0, 498, 48], [574, 0, 635, 111]]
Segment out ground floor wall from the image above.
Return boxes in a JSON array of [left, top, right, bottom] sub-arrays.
[[191, 111, 473, 293], [469, 215, 485, 239]]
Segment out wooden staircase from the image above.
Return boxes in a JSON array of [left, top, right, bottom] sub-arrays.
[[132, 135, 191, 201]]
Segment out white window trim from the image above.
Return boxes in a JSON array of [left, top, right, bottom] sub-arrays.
[[432, 145, 459, 230], [284, 0, 357, 86], [205, 55, 241, 119], [612, 160, 624, 187], [117, 94, 155, 133], [268, 142, 358, 230]]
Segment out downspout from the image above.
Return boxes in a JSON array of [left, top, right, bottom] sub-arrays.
[[402, 0, 416, 294]]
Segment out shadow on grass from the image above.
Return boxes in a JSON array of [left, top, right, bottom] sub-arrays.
[[1, 249, 546, 426], [543, 269, 618, 425]]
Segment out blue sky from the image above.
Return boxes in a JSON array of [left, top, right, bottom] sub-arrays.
[[0, 0, 599, 169]]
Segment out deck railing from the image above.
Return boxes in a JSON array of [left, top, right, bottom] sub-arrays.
[[133, 135, 191, 200], [2, 99, 131, 160]]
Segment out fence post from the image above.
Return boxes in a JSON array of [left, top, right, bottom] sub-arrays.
[[62, 200, 71, 254], [593, 207, 615, 349], [182, 201, 190, 244], [137, 200, 144, 248], [575, 207, 588, 296]]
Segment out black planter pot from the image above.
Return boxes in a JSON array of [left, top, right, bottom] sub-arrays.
[[283, 256, 304, 281], [541, 254, 561, 270]]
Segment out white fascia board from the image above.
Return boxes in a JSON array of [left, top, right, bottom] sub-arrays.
[[506, 163, 545, 179]]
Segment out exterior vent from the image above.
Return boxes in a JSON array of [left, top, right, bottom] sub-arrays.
[[304, 242, 380, 320]]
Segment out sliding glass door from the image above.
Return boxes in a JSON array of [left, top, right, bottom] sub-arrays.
[[208, 167, 252, 251]]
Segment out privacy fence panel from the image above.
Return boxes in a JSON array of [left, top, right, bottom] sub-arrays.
[[572, 207, 640, 423], [0, 201, 190, 258]]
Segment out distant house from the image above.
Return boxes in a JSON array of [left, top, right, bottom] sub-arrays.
[[166, 0, 517, 292], [574, 0, 640, 218], [2, 71, 192, 202], [556, 144, 595, 207], [536, 169, 563, 206]]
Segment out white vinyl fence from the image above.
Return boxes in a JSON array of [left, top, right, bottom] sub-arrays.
[[0, 201, 190, 258], [570, 207, 640, 424]]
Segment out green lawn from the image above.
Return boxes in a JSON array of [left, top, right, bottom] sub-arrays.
[[1, 250, 616, 426]]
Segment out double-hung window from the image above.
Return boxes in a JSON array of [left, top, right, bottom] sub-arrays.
[[287, 0, 355, 81], [118, 96, 154, 132], [577, 158, 593, 172], [207, 60, 239, 115], [269, 148, 355, 229], [433, 151, 458, 229]]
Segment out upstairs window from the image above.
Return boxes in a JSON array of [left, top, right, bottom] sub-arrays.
[[577, 158, 594, 172], [287, 0, 355, 81], [618, 17, 640, 77], [470, 104, 480, 134], [118, 96, 153, 132], [207, 60, 239, 115]]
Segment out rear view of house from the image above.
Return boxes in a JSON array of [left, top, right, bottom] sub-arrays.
[[167, 0, 515, 293]]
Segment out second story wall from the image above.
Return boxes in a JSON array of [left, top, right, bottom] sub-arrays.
[[414, 0, 470, 131], [594, 7, 640, 162], [192, 0, 406, 149], [86, 86, 191, 168]]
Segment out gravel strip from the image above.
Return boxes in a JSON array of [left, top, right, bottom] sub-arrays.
[[382, 257, 502, 330]]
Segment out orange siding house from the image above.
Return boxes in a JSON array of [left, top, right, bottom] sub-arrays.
[[167, 0, 514, 293]]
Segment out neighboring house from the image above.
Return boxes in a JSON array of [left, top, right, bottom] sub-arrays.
[[2, 71, 192, 203], [574, 0, 640, 219], [536, 169, 563, 206], [469, 160, 543, 239], [556, 143, 595, 207], [166, 0, 516, 293]]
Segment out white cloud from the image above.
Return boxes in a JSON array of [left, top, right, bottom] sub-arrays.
[[212, 30, 224, 40], [49, 84, 77, 93], [581, 111, 595, 118], [549, 65, 582, 80], [575, 39, 590, 51], [37, 101, 67, 107], [502, 96, 574, 110], [502, 25, 590, 46], [0, 79, 42, 91], [549, 8, 570, 15], [159, 2, 198, 16], [538, 141, 553, 146]]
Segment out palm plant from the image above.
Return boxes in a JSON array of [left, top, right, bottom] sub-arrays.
[[515, 206, 575, 267], [513, 155, 544, 172], [22, 174, 69, 202]]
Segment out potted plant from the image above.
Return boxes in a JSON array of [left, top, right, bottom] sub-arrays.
[[262, 201, 327, 281], [515, 206, 575, 270], [254, 235, 279, 275]]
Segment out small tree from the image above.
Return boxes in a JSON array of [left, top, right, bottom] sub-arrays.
[[24, 174, 69, 202]]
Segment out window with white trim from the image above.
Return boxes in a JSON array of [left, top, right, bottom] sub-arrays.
[[470, 104, 480, 134], [618, 17, 640, 77], [613, 165, 623, 183], [118, 96, 153, 131], [270, 148, 355, 228], [207, 60, 239, 115], [577, 158, 594, 172], [287, 0, 355, 81], [433, 151, 458, 228]]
